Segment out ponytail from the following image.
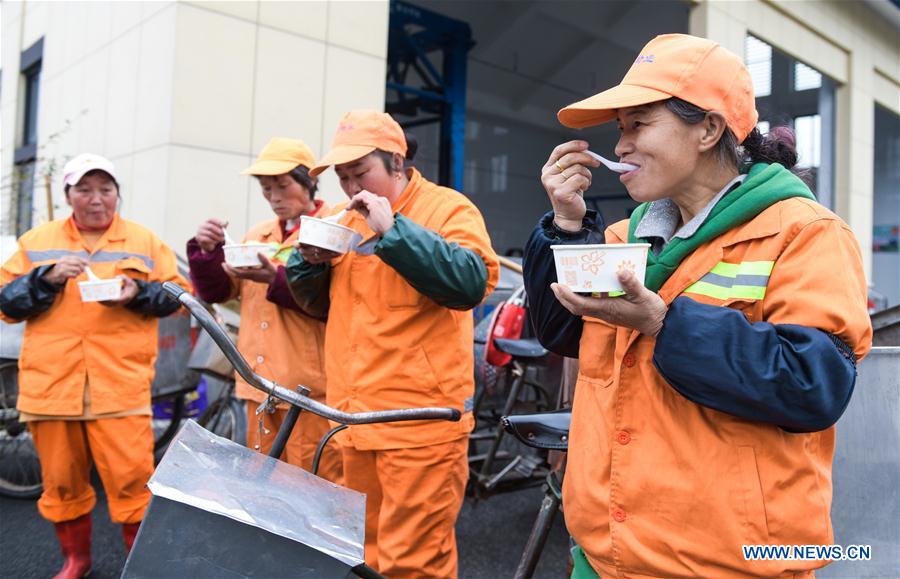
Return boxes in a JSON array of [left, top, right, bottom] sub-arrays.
[[403, 132, 418, 161], [741, 126, 798, 169]]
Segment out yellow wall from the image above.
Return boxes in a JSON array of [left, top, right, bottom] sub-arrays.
[[1, 1, 389, 248]]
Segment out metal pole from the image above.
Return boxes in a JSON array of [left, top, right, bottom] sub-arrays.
[[480, 361, 526, 478], [267, 404, 302, 459], [44, 173, 54, 221], [514, 490, 561, 579]]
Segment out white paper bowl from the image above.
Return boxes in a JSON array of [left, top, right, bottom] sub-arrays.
[[297, 216, 357, 255], [78, 279, 123, 302], [551, 243, 651, 293], [223, 243, 276, 268]]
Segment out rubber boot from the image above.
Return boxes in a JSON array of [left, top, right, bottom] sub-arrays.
[[122, 522, 141, 552], [52, 513, 92, 579]]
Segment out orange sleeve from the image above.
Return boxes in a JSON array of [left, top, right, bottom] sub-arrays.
[[0, 240, 35, 322], [762, 217, 873, 361], [438, 200, 500, 301]]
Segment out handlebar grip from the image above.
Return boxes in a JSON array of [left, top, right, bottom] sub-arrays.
[[162, 281, 187, 300]]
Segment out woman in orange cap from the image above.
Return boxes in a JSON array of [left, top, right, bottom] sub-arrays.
[[0, 153, 189, 579], [187, 138, 342, 483], [524, 34, 872, 578], [285, 110, 499, 579]]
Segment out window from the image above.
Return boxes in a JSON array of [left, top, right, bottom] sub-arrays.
[[745, 36, 772, 98], [794, 62, 822, 92], [794, 115, 821, 168], [743, 34, 834, 206], [871, 104, 900, 309], [22, 65, 41, 147], [15, 38, 43, 235]]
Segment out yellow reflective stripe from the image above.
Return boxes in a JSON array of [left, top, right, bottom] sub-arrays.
[[707, 260, 774, 278], [683, 280, 767, 300], [273, 247, 294, 263], [683, 260, 774, 300]]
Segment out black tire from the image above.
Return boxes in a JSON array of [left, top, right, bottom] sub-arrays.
[[197, 391, 246, 444], [0, 361, 43, 499], [152, 391, 193, 464]]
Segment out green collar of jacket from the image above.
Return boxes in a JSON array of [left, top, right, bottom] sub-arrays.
[[628, 163, 816, 292]]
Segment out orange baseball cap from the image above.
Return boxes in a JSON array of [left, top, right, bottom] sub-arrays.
[[558, 34, 758, 142], [311, 110, 407, 177], [241, 138, 316, 176]]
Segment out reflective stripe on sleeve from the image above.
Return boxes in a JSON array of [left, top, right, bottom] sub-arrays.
[[683, 261, 774, 301]]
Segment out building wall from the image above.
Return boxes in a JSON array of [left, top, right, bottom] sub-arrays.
[[690, 0, 900, 280], [1, 1, 389, 250], [3, 0, 898, 282]]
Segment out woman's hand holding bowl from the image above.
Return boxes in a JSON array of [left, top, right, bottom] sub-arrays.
[[296, 243, 342, 265], [99, 275, 139, 307], [551, 269, 668, 338], [223, 253, 278, 284], [541, 140, 601, 232]]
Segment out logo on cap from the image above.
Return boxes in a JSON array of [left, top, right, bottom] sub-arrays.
[[634, 54, 656, 64]]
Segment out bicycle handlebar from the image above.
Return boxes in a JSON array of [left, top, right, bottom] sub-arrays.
[[162, 282, 461, 425]]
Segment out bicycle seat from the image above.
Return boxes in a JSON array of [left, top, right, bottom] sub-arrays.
[[493, 338, 548, 360], [501, 409, 571, 451]]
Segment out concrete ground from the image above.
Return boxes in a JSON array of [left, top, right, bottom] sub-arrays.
[[0, 473, 569, 578]]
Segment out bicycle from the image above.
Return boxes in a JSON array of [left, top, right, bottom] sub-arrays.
[[184, 306, 247, 444], [502, 408, 571, 579], [147, 282, 463, 579], [0, 359, 42, 499], [0, 311, 211, 496], [469, 285, 563, 500]]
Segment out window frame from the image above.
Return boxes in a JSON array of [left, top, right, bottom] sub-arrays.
[[14, 37, 44, 235]]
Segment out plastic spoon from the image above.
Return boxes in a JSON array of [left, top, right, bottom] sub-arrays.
[[586, 150, 639, 174], [322, 209, 347, 223], [222, 222, 238, 246]]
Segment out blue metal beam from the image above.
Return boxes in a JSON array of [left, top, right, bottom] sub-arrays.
[[386, 82, 446, 103], [387, 0, 472, 190]]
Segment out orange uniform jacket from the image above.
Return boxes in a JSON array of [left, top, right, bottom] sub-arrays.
[[565, 198, 872, 578], [294, 169, 499, 450], [228, 217, 328, 405], [0, 215, 189, 416]]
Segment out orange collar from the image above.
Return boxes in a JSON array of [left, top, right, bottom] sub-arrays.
[[391, 168, 424, 214], [63, 213, 126, 243]]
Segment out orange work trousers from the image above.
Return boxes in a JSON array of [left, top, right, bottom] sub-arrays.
[[29, 415, 154, 524], [341, 437, 469, 579], [245, 405, 343, 484]]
